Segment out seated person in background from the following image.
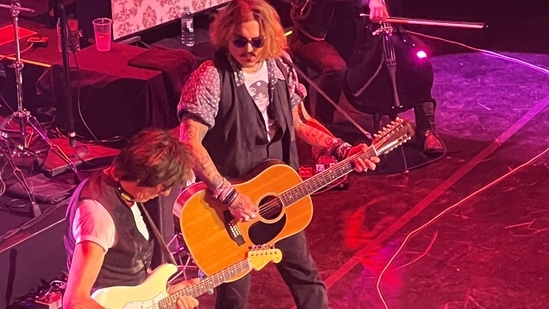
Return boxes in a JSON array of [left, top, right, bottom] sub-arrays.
[[289, 0, 444, 154], [63, 128, 199, 309]]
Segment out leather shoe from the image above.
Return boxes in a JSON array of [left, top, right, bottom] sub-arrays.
[[423, 130, 444, 154]]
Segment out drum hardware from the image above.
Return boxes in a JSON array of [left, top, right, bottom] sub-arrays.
[[166, 232, 210, 292], [0, 1, 81, 218]]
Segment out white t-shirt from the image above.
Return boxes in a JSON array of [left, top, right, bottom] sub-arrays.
[[243, 61, 271, 135], [72, 200, 150, 252]]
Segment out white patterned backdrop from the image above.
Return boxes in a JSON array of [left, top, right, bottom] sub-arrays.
[[111, 0, 229, 39]]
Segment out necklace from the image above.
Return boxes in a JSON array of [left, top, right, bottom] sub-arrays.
[[106, 167, 136, 204], [243, 61, 264, 74]]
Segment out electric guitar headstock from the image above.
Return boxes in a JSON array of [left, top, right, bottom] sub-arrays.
[[248, 245, 283, 270]]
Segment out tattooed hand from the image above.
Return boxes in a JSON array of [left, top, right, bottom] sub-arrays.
[[227, 193, 258, 222], [347, 144, 380, 172]]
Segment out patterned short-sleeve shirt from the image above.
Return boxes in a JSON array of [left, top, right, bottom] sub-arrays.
[[177, 51, 307, 128]]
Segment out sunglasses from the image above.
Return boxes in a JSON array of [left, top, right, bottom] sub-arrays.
[[232, 36, 265, 49]]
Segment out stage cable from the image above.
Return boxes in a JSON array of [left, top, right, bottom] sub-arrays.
[[376, 144, 549, 309], [0, 42, 34, 62], [406, 30, 549, 76], [0, 159, 7, 196], [375, 30, 549, 308]]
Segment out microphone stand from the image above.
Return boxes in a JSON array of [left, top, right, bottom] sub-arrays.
[[57, 0, 77, 148]]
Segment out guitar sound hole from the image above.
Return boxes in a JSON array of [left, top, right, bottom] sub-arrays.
[[258, 195, 282, 220]]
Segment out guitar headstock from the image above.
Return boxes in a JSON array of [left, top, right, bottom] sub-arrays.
[[248, 245, 283, 270], [372, 118, 414, 156]]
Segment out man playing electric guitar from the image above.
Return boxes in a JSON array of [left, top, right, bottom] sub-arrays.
[[177, 1, 380, 308], [63, 129, 199, 309]]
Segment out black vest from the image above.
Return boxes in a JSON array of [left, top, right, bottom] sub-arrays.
[[202, 52, 299, 179], [64, 172, 154, 289]]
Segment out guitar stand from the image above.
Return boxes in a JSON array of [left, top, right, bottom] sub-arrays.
[[166, 232, 203, 284]]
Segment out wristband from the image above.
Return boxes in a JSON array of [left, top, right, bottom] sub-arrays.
[[224, 190, 239, 206], [334, 142, 352, 161], [329, 138, 352, 161], [213, 179, 232, 199], [213, 179, 239, 206]]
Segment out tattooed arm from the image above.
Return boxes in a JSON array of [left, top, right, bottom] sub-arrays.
[[292, 102, 342, 150], [179, 116, 257, 221], [292, 102, 379, 171], [178, 116, 225, 191], [177, 61, 257, 221]]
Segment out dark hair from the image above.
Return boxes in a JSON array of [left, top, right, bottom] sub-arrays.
[[112, 128, 190, 189]]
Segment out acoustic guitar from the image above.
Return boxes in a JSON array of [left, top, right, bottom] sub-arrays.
[[176, 118, 414, 277], [91, 246, 282, 309]]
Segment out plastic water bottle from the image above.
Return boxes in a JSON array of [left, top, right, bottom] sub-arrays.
[[181, 6, 195, 47]]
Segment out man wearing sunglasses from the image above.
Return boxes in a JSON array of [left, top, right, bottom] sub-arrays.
[[177, 0, 379, 308]]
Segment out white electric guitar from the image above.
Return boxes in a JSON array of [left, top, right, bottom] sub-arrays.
[[91, 246, 282, 309]]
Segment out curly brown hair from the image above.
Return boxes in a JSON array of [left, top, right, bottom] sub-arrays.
[[112, 128, 191, 189], [210, 0, 287, 60]]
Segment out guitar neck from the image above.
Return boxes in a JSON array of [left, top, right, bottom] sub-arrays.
[[280, 146, 378, 205], [160, 260, 250, 308]]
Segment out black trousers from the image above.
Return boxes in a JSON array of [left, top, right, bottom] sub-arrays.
[[215, 231, 328, 309]]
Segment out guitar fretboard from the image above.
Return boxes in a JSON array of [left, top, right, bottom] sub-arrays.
[[159, 260, 250, 308], [280, 147, 377, 206]]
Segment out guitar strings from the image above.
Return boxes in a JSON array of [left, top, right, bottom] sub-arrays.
[[253, 152, 363, 219], [253, 153, 362, 217], [251, 125, 403, 219]]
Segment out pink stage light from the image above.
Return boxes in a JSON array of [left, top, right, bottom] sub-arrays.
[[416, 50, 428, 59]]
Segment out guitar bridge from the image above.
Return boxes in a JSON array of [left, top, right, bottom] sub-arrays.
[[224, 210, 245, 246]]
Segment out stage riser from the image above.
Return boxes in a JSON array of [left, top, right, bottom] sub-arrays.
[[0, 217, 67, 309], [0, 190, 179, 309]]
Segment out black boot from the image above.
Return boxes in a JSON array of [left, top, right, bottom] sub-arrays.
[[414, 100, 444, 154]]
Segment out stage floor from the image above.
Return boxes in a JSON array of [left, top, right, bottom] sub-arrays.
[[183, 50, 549, 309], [191, 16, 549, 309]]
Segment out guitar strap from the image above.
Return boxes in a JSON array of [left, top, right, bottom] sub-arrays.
[[136, 202, 178, 265]]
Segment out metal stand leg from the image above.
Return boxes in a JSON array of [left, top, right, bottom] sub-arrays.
[[0, 1, 82, 218], [166, 232, 202, 284]]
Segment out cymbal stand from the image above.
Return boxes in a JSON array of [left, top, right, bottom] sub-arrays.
[[0, 136, 41, 217], [0, 1, 36, 150], [0, 1, 82, 218]]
